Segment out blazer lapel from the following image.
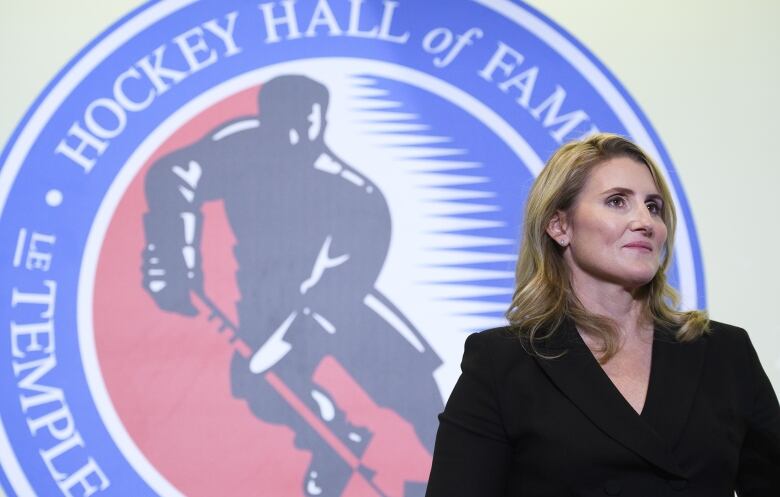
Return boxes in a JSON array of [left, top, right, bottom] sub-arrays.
[[533, 319, 687, 478], [641, 327, 708, 451]]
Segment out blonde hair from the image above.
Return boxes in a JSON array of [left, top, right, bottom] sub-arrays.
[[506, 133, 708, 361]]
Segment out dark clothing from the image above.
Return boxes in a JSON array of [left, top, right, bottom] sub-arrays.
[[425, 320, 780, 497]]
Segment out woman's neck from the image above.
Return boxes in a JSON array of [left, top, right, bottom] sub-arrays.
[[570, 274, 652, 340]]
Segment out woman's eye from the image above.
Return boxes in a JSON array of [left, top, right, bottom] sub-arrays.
[[646, 201, 662, 214], [607, 196, 625, 207]]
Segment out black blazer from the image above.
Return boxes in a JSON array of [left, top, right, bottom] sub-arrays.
[[425, 320, 780, 497]]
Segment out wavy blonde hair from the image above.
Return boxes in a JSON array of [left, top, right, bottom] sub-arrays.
[[506, 133, 708, 362]]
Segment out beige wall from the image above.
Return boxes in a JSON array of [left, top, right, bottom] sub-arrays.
[[1, 0, 778, 407]]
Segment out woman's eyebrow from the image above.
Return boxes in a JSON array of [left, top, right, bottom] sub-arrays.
[[599, 186, 633, 195], [600, 187, 663, 202]]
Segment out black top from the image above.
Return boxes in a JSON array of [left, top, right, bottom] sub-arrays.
[[425, 320, 780, 496]]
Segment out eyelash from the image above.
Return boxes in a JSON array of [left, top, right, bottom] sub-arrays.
[[606, 196, 663, 215]]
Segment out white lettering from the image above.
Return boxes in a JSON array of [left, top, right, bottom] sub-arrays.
[[26, 398, 74, 440], [173, 26, 219, 74], [13, 355, 61, 413], [84, 98, 127, 140], [530, 85, 589, 142], [202, 11, 242, 56], [432, 27, 482, 68], [423, 28, 452, 56], [40, 431, 85, 482], [136, 45, 188, 95], [478, 41, 524, 82], [498, 66, 539, 108], [259, 1, 301, 43], [305, 0, 343, 37], [24, 231, 56, 271], [113, 67, 154, 112], [11, 319, 54, 358], [55, 122, 108, 173], [376, 1, 408, 43], [347, 0, 378, 38], [11, 280, 56, 317], [58, 458, 110, 497], [9, 280, 108, 493]]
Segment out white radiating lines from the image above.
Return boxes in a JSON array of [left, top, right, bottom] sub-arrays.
[[398, 160, 482, 172], [353, 99, 404, 110], [423, 217, 504, 232], [417, 233, 514, 249], [420, 187, 495, 201], [350, 85, 390, 98], [423, 202, 499, 216], [415, 249, 515, 266], [355, 111, 418, 122], [368, 134, 453, 147], [391, 147, 468, 160], [347, 76, 516, 326], [359, 122, 431, 133], [425, 284, 513, 299], [412, 172, 489, 187]]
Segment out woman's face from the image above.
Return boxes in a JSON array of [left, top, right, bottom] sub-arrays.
[[555, 156, 668, 291]]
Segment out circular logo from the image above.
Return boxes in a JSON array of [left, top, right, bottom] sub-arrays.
[[0, 2, 704, 496]]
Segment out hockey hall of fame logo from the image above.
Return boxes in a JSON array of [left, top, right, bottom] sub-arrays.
[[0, 1, 705, 497]]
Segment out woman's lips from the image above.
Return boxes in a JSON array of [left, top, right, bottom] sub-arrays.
[[623, 242, 653, 251]]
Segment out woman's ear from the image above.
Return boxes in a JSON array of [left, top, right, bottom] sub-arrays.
[[546, 211, 570, 247]]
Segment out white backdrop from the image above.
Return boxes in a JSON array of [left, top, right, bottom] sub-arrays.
[[1, 0, 778, 422]]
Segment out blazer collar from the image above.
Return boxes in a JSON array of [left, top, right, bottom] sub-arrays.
[[641, 326, 708, 452], [532, 318, 707, 478]]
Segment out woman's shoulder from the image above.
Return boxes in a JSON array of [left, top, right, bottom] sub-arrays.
[[466, 326, 527, 353], [470, 325, 518, 340], [457, 327, 543, 394], [462, 326, 537, 369], [696, 319, 762, 365], [702, 319, 750, 346], [658, 318, 748, 347]]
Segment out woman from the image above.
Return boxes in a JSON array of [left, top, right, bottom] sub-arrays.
[[425, 133, 780, 496]]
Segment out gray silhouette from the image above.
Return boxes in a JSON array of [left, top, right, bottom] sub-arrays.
[[142, 75, 441, 497]]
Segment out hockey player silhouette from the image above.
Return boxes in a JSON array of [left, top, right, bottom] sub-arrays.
[[142, 75, 441, 497]]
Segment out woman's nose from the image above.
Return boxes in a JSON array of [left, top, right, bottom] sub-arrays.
[[630, 205, 654, 234]]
